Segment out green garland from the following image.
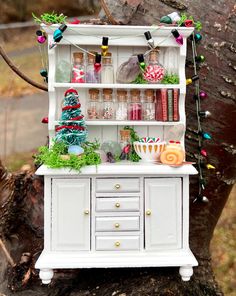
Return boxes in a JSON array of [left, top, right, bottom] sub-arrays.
[[32, 12, 67, 24], [177, 13, 202, 31], [35, 141, 101, 171], [162, 73, 179, 84]]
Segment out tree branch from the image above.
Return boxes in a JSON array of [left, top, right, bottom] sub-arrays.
[[100, 0, 119, 24], [0, 45, 48, 92]]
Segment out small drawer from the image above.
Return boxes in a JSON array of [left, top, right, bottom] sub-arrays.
[[95, 216, 140, 232], [96, 178, 140, 193], [96, 197, 140, 212], [96, 236, 140, 251]]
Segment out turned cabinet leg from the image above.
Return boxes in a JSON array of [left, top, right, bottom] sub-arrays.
[[39, 269, 54, 284], [179, 266, 193, 281]]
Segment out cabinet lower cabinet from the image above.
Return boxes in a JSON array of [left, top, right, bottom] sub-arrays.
[[51, 178, 90, 251], [36, 176, 197, 284]]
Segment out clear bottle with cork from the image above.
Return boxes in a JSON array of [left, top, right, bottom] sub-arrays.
[[87, 89, 101, 120], [86, 52, 101, 83], [119, 129, 131, 160], [102, 89, 115, 119], [144, 49, 165, 84], [116, 90, 128, 120], [143, 89, 155, 120], [128, 89, 142, 120], [101, 52, 114, 84], [71, 52, 85, 83]]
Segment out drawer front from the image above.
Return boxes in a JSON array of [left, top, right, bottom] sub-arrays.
[[96, 197, 140, 212], [95, 216, 140, 232], [96, 178, 140, 193], [96, 236, 140, 251]]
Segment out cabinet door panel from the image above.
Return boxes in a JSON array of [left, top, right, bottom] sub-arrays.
[[145, 178, 182, 250], [52, 178, 90, 251]]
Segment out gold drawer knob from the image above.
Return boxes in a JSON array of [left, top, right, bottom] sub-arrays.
[[84, 210, 89, 215], [114, 184, 121, 189], [146, 210, 151, 216], [115, 202, 120, 208], [115, 223, 120, 228], [115, 241, 120, 247]]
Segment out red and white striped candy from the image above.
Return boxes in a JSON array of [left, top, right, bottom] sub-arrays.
[[143, 65, 165, 83]]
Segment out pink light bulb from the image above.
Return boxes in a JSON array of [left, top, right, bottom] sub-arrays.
[[37, 36, 46, 44], [175, 35, 183, 45], [200, 91, 207, 99]]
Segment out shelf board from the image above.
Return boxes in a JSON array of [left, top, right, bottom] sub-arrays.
[[53, 83, 181, 90], [54, 120, 182, 126]]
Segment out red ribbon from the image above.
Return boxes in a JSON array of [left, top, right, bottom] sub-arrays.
[[62, 103, 81, 111], [56, 125, 85, 132]]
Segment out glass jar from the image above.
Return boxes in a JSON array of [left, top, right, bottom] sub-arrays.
[[143, 50, 165, 84], [128, 89, 142, 120], [86, 52, 101, 83], [119, 129, 131, 160], [87, 89, 101, 120], [116, 90, 128, 120], [71, 52, 85, 83], [143, 89, 155, 120], [102, 89, 115, 119], [101, 52, 114, 84]]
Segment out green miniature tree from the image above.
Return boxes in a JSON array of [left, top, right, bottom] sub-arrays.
[[55, 89, 87, 146]]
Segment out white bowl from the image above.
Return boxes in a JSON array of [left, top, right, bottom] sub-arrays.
[[133, 141, 166, 163]]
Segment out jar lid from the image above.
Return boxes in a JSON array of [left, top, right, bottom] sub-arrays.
[[89, 89, 99, 95], [130, 89, 140, 96], [149, 49, 159, 62], [88, 51, 96, 63], [73, 52, 84, 59], [102, 52, 112, 64], [144, 89, 154, 102], [117, 90, 128, 102], [103, 88, 113, 95]]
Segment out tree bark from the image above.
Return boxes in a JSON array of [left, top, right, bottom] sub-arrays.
[[0, 1, 236, 295]]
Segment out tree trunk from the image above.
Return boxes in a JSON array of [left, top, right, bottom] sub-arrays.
[[0, 1, 235, 295]]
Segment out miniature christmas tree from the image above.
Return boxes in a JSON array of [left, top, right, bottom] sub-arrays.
[[55, 89, 87, 146]]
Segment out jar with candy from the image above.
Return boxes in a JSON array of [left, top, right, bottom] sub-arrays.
[[71, 52, 85, 83], [116, 90, 128, 120], [101, 52, 114, 84], [143, 50, 165, 84], [143, 89, 155, 120], [128, 89, 142, 120], [102, 89, 115, 120], [87, 89, 101, 120], [86, 52, 101, 83]]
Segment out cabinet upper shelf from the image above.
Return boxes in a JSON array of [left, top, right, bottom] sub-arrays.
[[53, 83, 182, 90], [42, 24, 194, 46]]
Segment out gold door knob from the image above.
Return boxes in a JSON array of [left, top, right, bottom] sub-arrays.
[[146, 210, 151, 216], [84, 210, 89, 215], [115, 241, 120, 247], [115, 223, 120, 228], [115, 184, 121, 189], [115, 202, 120, 208]]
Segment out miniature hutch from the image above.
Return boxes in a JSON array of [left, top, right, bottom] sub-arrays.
[[35, 24, 198, 284]]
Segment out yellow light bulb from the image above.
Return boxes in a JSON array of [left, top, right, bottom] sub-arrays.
[[186, 78, 192, 85], [206, 164, 215, 169]]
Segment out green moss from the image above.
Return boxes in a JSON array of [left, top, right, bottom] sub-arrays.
[[35, 141, 101, 171], [32, 12, 67, 24], [162, 73, 179, 84]]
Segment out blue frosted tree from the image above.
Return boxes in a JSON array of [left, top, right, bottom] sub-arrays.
[[55, 89, 87, 146]]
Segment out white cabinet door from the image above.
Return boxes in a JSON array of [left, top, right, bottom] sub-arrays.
[[52, 178, 90, 251], [145, 178, 182, 250]]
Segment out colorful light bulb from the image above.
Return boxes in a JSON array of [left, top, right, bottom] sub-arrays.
[[195, 33, 202, 42], [184, 20, 193, 27], [195, 55, 205, 63], [199, 111, 211, 118], [40, 69, 48, 77], [94, 53, 101, 72], [37, 35, 46, 44], [201, 149, 207, 157], [41, 117, 48, 124], [171, 29, 183, 45], [186, 75, 199, 85], [206, 164, 216, 170], [202, 132, 212, 140], [137, 54, 146, 70], [101, 37, 109, 56], [53, 24, 67, 43], [199, 91, 207, 99], [144, 31, 155, 48]]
